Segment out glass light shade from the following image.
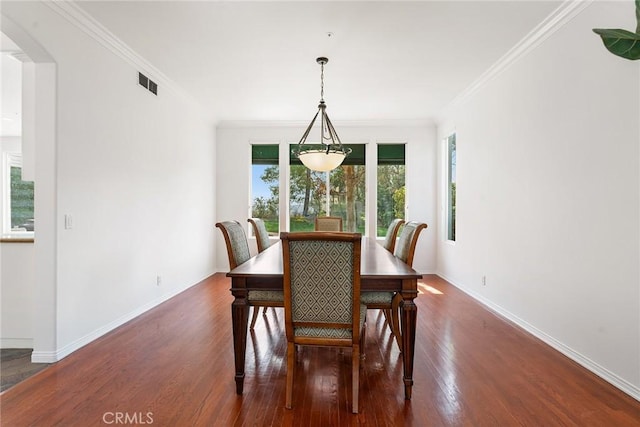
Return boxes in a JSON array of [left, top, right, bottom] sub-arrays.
[[297, 149, 346, 172]]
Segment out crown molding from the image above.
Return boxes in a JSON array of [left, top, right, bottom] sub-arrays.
[[1, 51, 30, 62], [43, 0, 192, 102], [216, 118, 433, 129], [434, 0, 594, 125], [10, 52, 31, 62]]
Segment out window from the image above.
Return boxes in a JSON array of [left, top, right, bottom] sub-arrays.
[[445, 133, 456, 241], [251, 145, 279, 235], [3, 153, 34, 234], [289, 144, 365, 233], [377, 144, 406, 237]]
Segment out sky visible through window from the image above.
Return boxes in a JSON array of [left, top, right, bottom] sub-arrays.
[[252, 165, 272, 199]]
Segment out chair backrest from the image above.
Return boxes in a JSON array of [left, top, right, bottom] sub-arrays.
[[247, 218, 271, 253], [393, 221, 427, 268], [315, 216, 343, 232], [382, 219, 405, 253], [215, 220, 251, 270], [281, 232, 362, 343]]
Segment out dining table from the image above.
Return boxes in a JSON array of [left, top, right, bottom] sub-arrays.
[[227, 235, 422, 400]]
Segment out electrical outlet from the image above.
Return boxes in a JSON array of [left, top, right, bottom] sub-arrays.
[[156, 275, 162, 286], [64, 214, 73, 229], [482, 275, 486, 286]]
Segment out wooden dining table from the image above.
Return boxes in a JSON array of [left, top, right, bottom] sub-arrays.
[[227, 236, 422, 400]]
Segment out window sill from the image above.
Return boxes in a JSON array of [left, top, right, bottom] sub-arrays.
[[1, 233, 35, 243]]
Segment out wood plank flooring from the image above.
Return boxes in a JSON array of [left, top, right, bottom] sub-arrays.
[[0, 349, 50, 392], [1, 274, 638, 426]]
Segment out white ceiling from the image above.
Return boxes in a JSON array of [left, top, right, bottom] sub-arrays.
[[76, 1, 561, 123], [5, 1, 563, 128]]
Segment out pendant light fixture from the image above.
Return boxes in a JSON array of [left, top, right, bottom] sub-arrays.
[[293, 57, 351, 172]]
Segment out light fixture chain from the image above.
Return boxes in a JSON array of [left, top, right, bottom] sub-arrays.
[[320, 61, 324, 102], [294, 56, 351, 172]]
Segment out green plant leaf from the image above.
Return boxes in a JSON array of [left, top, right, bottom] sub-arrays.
[[592, 28, 640, 60]]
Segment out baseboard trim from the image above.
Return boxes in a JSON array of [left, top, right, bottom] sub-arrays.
[[436, 272, 640, 402], [32, 274, 214, 364], [31, 350, 57, 364]]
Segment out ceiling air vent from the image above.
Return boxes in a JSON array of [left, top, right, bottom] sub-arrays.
[[138, 72, 158, 96]]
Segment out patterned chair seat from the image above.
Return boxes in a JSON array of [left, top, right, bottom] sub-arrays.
[[248, 290, 284, 302], [360, 291, 394, 305]]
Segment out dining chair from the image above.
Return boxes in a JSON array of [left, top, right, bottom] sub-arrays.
[[247, 218, 276, 327], [361, 218, 404, 343], [314, 216, 343, 232], [216, 220, 283, 330], [281, 231, 365, 414], [393, 221, 427, 267], [381, 218, 405, 253], [247, 218, 272, 253], [361, 221, 427, 352]]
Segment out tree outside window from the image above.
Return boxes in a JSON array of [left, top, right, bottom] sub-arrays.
[[251, 145, 279, 234], [377, 144, 406, 237], [289, 144, 365, 233], [3, 153, 34, 233]]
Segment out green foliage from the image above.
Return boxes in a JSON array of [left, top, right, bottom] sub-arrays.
[[392, 186, 405, 219], [290, 216, 315, 232], [377, 164, 406, 236], [252, 166, 279, 228], [10, 166, 35, 229], [289, 165, 326, 217], [448, 182, 456, 241], [256, 149, 393, 235], [252, 196, 277, 219], [450, 182, 456, 207], [261, 166, 280, 199], [263, 220, 279, 234], [593, 28, 640, 60], [330, 165, 365, 232], [593, 0, 640, 60]]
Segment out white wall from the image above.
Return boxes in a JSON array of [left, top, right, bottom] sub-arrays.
[[436, 1, 639, 398], [216, 122, 437, 273], [0, 136, 36, 348], [2, 2, 217, 360], [1, 241, 34, 348]]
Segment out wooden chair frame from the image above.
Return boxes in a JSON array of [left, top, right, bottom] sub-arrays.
[[247, 218, 271, 254], [394, 221, 428, 268], [390, 221, 427, 350], [246, 217, 277, 327], [382, 218, 405, 253], [281, 231, 364, 413], [216, 221, 283, 330]]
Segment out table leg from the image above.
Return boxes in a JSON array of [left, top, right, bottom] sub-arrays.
[[400, 289, 417, 400], [231, 285, 249, 395]]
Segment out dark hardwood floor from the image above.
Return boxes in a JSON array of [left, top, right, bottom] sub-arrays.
[[1, 274, 638, 426]]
